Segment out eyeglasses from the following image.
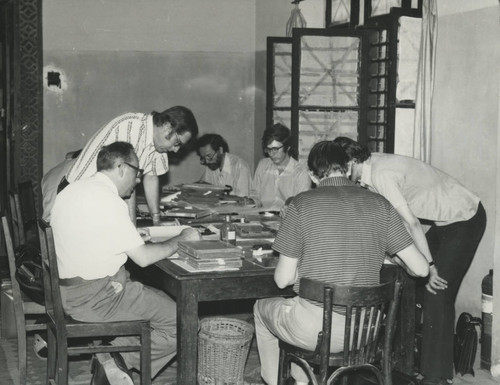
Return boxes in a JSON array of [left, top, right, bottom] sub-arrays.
[[265, 145, 284, 154], [199, 152, 217, 164], [123, 162, 144, 179], [173, 132, 184, 148]]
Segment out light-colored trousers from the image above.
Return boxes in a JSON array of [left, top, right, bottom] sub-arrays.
[[254, 296, 346, 385], [60, 266, 177, 377]]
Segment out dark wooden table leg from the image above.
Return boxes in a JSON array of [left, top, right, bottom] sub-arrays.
[[176, 281, 199, 385], [394, 271, 416, 374], [381, 265, 416, 375]]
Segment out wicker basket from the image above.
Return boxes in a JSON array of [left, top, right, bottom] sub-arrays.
[[198, 317, 255, 385]]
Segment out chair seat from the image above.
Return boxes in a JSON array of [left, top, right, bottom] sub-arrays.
[[21, 293, 45, 314]]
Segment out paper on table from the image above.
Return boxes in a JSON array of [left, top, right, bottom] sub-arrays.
[[141, 225, 192, 243]]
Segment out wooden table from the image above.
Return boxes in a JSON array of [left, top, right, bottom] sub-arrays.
[[142, 258, 293, 385], [138, 257, 416, 385]]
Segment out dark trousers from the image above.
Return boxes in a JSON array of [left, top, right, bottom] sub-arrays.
[[420, 203, 486, 380]]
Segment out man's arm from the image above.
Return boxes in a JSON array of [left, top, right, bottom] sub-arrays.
[[234, 163, 252, 197], [143, 174, 161, 225], [126, 228, 201, 267], [392, 243, 429, 277], [274, 254, 298, 289], [395, 204, 448, 294]]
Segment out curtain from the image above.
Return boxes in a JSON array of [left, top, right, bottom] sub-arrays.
[[412, 0, 438, 163]]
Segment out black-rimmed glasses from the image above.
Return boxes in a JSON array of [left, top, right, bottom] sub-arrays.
[[265, 145, 284, 154], [123, 162, 144, 179], [199, 152, 217, 164]]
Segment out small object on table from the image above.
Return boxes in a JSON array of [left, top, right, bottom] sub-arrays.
[[220, 215, 237, 245]]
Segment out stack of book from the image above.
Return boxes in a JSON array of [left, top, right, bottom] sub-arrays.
[[178, 240, 244, 270]]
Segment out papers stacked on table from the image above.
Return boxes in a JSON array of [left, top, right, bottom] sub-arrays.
[[177, 240, 243, 271]]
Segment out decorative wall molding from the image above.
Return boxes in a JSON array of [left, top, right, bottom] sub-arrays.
[[13, 0, 43, 207]]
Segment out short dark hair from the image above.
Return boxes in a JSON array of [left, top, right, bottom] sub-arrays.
[[196, 134, 229, 154], [308, 141, 348, 179], [96, 142, 136, 171], [333, 136, 371, 163], [151, 106, 199, 138], [261, 123, 297, 158]]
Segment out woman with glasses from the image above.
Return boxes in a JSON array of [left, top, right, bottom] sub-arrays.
[[250, 123, 311, 211]]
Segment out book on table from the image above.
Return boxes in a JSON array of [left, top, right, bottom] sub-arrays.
[[178, 240, 244, 259], [178, 240, 244, 270]]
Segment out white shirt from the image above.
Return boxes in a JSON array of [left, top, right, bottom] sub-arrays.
[[361, 153, 480, 225], [51, 172, 144, 279], [66, 113, 169, 182], [250, 157, 311, 210], [200, 153, 252, 197]]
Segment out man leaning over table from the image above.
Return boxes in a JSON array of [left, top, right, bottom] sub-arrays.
[[253, 141, 430, 385], [51, 141, 201, 384], [54, 105, 198, 225]]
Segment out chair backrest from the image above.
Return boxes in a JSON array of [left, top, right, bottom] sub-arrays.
[[8, 191, 26, 247], [37, 218, 66, 328], [299, 278, 402, 382], [17, 180, 39, 244], [1, 215, 26, 306]]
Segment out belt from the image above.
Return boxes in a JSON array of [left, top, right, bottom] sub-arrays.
[[59, 276, 100, 286]]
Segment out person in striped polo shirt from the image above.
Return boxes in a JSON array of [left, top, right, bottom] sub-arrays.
[[49, 106, 198, 225], [253, 141, 429, 385]]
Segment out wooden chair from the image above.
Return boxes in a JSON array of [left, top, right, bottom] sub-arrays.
[[37, 219, 152, 385], [17, 180, 39, 246], [1, 215, 46, 385], [277, 278, 402, 385], [8, 191, 27, 247]]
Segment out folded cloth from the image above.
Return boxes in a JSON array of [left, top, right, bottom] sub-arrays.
[[91, 352, 134, 385]]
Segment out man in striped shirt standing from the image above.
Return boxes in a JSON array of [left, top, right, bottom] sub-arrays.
[[49, 106, 198, 225], [253, 141, 429, 385]]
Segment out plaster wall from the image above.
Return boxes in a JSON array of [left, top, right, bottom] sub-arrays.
[[43, 0, 257, 186], [431, 3, 500, 373]]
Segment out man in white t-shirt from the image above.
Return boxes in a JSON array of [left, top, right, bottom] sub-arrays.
[[51, 141, 201, 383]]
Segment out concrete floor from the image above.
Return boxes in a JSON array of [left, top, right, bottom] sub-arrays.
[[0, 308, 498, 385]]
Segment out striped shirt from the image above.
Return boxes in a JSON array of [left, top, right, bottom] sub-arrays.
[[273, 176, 412, 309], [66, 113, 169, 182]]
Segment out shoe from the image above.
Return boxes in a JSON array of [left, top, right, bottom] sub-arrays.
[[91, 352, 134, 385]]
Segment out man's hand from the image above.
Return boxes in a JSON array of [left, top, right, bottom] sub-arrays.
[[137, 227, 152, 242], [425, 265, 448, 295], [179, 228, 202, 241]]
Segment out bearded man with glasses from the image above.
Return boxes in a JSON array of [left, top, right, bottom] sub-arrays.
[[196, 133, 253, 198]]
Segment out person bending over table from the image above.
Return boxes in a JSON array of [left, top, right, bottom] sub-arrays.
[[56, 106, 198, 225], [253, 141, 430, 385], [41, 149, 81, 222], [51, 141, 201, 383], [196, 133, 252, 197], [250, 123, 310, 212], [334, 136, 486, 385]]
